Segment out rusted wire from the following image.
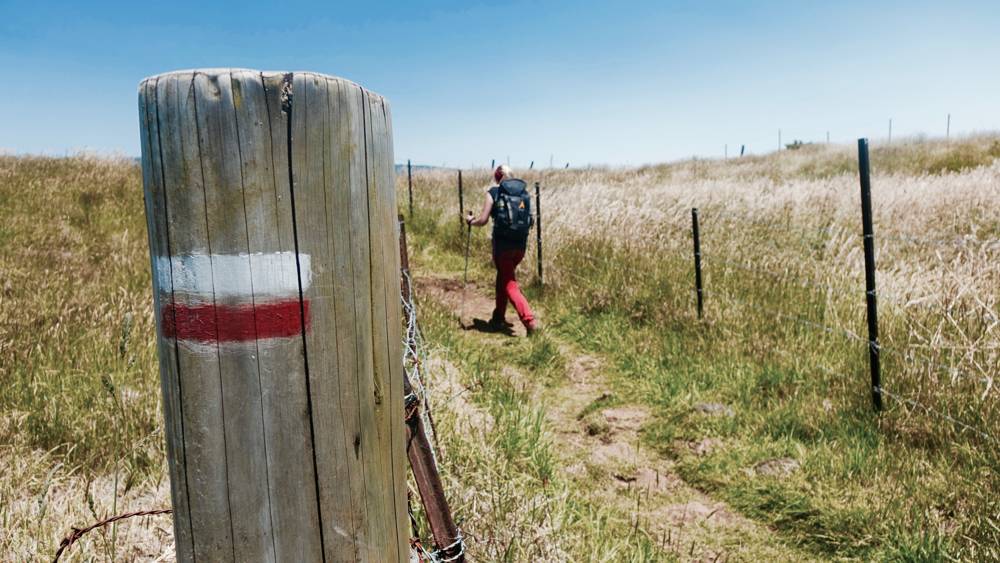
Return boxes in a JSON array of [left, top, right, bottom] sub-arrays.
[[53, 508, 172, 562]]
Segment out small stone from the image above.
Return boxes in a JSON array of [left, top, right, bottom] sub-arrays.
[[691, 438, 722, 456], [580, 411, 610, 438], [694, 402, 734, 417], [753, 457, 800, 476], [632, 467, 676, 493], [600, 406, 649, 432]]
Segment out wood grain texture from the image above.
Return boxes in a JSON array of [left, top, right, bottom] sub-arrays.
[[233, 69, 323, 561], [192, 71, 276, 561], [138, 76, 196, 563], [292, 71, 363, 558], [327, 75, 372, 557], [359, 86, 395, 561], [156, 72, 236, 561], [140, 69, 407, 561], [368, 90, 409, 563], [382, 99, 411, 563]]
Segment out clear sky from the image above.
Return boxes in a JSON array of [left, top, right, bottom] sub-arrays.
[[1, 0, 998, 167]]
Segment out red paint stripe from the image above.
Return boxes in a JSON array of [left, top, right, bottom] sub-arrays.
[[161, 300, 310, 343]]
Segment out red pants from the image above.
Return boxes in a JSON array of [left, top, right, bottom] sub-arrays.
[[493, 249, 535, 328]]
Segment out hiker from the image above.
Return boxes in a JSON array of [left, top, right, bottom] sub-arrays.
[[465, 165, 539, 334]]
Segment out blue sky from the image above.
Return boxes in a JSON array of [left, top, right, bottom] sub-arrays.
[[1, 0, 998, 166]]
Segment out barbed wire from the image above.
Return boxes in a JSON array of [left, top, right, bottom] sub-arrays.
[[402, 268, 441, 465], [711, 283, 996, 398], [53, 508, 173, 562], [808, 363, 998, 444], [877, 342, 996, 392], [704, 255, 861, 300], [697, 208, 1000, 252], [400, 268, 467, 563], [877, 385, 997, 443], [878, 233, 1000, 250], [705, 288, 866, 344]]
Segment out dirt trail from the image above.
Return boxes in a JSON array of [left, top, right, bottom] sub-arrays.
[[415, 276, 528, 337], [415, 275, 813, 561]]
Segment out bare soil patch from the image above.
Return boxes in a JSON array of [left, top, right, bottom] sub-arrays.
[[415, 276, 528, 336]]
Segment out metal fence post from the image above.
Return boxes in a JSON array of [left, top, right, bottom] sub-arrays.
[[691, 208, 704, 319], [457, 170, 464, 227], [407, 159, 413, 217], [535, 181, 543, 285], [858, 138, 883, 411]]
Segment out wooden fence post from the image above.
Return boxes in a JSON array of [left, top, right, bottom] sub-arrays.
[[138, 69, 409, 562], [398, 215, 465, 562]]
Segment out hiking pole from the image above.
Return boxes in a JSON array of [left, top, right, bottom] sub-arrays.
[[460, 217, 472, 328]]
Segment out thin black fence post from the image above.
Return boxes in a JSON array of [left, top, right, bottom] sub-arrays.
[[858, 138, 883, 411], [691, 208, 704, 319], [457, 169, 464, 227], [535, 181, 543, 285], [407, 159, 413, 217]]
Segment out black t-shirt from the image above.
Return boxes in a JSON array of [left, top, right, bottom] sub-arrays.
[[488, 185, 528, 252]]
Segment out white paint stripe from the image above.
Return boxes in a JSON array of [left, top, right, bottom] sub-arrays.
[[155, 252, 310, 298]]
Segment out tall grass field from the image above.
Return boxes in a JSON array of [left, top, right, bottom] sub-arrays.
[[1, 135, 998, 560]]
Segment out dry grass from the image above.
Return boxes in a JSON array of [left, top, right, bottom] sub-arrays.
[[0, 155, 169, 560]]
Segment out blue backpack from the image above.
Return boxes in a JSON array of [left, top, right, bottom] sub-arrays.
[[492, 179, 533, 241]]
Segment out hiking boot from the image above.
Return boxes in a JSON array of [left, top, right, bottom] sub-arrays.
[[488, 315, 513, 330], [525, 321, 540, 336]]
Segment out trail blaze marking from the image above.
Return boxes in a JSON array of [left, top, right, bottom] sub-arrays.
[[156, 252, 309, 298], [156, 251, 310, 344], [162, 300, 310, 343]]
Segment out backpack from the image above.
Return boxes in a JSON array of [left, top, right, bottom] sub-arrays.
[[492, 179, 533, 241]]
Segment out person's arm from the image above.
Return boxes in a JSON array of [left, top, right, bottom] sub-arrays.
[[466, 191, 493, 227]]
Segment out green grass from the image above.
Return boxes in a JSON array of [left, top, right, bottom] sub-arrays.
[[411, 297, 668, 561]]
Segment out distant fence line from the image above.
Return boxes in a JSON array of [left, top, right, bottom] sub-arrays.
[[685, 139, 995, 440]]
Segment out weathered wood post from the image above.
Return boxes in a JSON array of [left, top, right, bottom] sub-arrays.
[[398, 215, 465, 561], [138, 69, 408, 562]]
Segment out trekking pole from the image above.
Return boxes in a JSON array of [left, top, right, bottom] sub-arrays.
[[460, 218, 472, 328]]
